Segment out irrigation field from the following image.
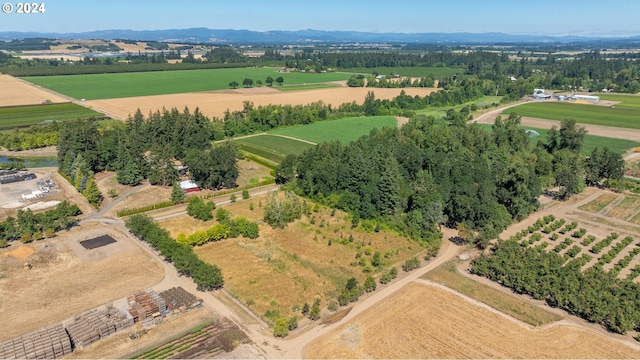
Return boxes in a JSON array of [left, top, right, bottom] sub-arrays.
[[269, 116, 398, 144], [0, 103, 106, 130], [234, 134, 314, 164], [505, 100, 640, 129], [23, 68, 353, 100], [477, 124, 640, 155]]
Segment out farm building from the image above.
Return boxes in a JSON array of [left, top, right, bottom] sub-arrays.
[[573, 94, 600, 102], [179, 180, 200, 193]]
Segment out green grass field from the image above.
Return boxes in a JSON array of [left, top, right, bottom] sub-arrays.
[[234, 134, 314, 163], [599, 94, 640, 109], [416, 96, 502, 119], [0, 103, 105, 130], [23, 68, 353, 100], [504, 101, 640, 129], [269, 116, 398, 144], [341, 66, 465, 78], [478, 123, 639, 155]]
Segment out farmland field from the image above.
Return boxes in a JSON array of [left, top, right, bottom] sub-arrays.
[[88, 87, 437, 120], [0, 103, 106, 130], [234, 134, 314, 164], [505, 101, 640, 129], [422, 261, 561, 326], [600, 94, 640, 109], [269, 116, 398, 144], [23, 68, 353, 100], [0, 74, 68, 107], [477, 123, 640, 155], [304, 282, 640, 359]]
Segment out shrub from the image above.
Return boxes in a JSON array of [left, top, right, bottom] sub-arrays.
[[187, 197, 215, 221], [242, 189, 250, 199], [402, 257, 420, 272], [273, 318, 289, 337]]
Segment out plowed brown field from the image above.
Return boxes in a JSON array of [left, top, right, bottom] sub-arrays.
[[88, 87, 436, 120], [0, 74, 68, 106], [304, 282, 640, 359]]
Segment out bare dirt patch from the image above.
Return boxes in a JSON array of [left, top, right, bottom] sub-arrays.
[[1, 245, 34, 259], [0, 74, 68, 106], [304, 282, 640, 359], [89, 87, 436, 120], [0, 223, 164, 342]]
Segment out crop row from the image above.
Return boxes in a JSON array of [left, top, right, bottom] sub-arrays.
[[590, 232, 619, 254], [553, 238, 574, 253], [611, 247, 640, 276], [597, 236, 635, 266]]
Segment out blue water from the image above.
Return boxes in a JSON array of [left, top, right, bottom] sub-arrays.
[[0, 155, 58, 168]]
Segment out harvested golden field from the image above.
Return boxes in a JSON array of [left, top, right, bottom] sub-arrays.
[[304, 282, 640, 359], [0, 223, 164, 342], [88, 87, 436, 120], [0, 74, 68, 106]]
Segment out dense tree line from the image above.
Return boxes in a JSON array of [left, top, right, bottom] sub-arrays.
[[471, 238, 640, 334], [0, 201, 81, 245], [279, 113, 619, 250], [0, 61, 250, 77], [125, 214, 224, 290], [219, 80, 486, 137], [56, 109, 237, 189]]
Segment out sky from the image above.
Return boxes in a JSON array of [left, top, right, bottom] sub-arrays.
[[1, 0, 639, 37]]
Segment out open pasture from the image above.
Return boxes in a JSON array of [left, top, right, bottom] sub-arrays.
[[87, 87, 436, 120], [304, 282, 640, 359], [505, 101, 640, 130], [269, 116, 397, 144], [600, 94, 640, 109], [0, 103, 105, 130], [191, 197, 427, 325], [234, 134, 314, 164], [0, 74, 68, 107], [23, 68, 353, 100]]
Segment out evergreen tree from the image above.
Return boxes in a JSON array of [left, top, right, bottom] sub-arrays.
[[82, 178, 103, 207], [170, 182, 185, 204]]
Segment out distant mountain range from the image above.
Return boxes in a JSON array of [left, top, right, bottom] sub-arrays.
[[1, 28, 640, 44]]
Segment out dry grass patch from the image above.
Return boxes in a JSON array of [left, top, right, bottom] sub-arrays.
[[157, 213, 217, 238], [236, 159, 273, 187], [105, 185, 171, 217], [193, 202, 426, 323], [422, 261, 561, 326], [304, 282, 640, 359], [606, 194, 640, 220], [578, 193, 619, 213]]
